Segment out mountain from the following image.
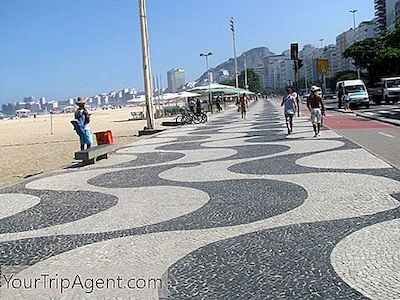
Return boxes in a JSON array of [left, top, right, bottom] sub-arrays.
[[197, 47, 275, 83]]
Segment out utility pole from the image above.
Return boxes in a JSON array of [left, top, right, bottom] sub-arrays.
[[159, 74, 165, 116], [319, 38, 324, 49], [230, 17, 239, 89], [291, 43, 300, 117], [200, 52, 213, 113], [304, 59, 308, 94], [243, 51, 248, 90], [138, 0, 155, 130], [349, 9, 358, 29], [349, 9, 361, 78]]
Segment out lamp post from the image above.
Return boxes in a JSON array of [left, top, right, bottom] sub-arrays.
[[230, 17, 239, 89], [243, 51, 248, 90], [138, 0, 155, 130], [200, 52, 213, 113], [349, 9, 358, 29], [350, 9, 361, 79], [319, 38, 324, 49]]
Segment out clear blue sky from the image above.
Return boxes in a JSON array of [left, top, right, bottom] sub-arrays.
[[0, 0, 374, 104]]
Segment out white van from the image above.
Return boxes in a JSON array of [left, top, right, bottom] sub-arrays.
[[337, 79, 370, 108]]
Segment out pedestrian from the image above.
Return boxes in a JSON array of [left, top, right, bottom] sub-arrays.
[[307, 86, 325, 138], [71, 97, 93, 150], [240, 94, 248, 119], [337, 83, 344, 109], [281, 87, 297, 135], [196, 98, 202, 115], [215, 96, 223, 112], [188, 98, 195, 113], [343, 88, 350, 111]]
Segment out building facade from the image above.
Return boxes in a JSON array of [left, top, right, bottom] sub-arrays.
[[387, 0, 398, 29], [375, 0, 399, 33], [167, 68, 185, 93], [375, 0, 387, 34], [396, 1, 400, 25]]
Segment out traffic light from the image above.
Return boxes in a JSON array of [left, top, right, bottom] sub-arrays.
[[230, 17, 234, 32], [298, 59, 304, 69], [290, 43, 298, 60]]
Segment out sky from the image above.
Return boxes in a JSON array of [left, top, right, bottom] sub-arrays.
[[0, 0, 375, 104]]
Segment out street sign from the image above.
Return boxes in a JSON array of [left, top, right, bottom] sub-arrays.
[[317, 59, 329, 75], [290, 43, 298, 60]]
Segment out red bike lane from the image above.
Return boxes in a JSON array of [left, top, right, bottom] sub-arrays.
[[301, 108, 400, 169]]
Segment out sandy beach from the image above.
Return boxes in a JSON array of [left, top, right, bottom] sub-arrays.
[[0, 107, 175, 188]]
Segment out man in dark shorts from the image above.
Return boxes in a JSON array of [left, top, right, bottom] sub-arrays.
[[307, 86, 325, 138]]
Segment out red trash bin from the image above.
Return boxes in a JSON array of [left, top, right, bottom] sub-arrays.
[[95, 130, 114, 145]]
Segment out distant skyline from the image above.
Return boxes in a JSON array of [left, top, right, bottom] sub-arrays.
[[0, 0, 375, 104]]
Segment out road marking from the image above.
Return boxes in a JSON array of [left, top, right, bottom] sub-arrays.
[[379, 132, 396, 139]]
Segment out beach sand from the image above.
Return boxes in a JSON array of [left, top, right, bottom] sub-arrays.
[[0, 107, 175, 188]]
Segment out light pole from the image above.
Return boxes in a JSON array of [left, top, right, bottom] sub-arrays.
[[319, 38, 324, 49], [243, 51, 248, 90], [138, 0, 155, 130], [350, 9, 361, 78], [349, 9, 358, 29], [230, 17, 239, 89], [200, 52, 213, 113]]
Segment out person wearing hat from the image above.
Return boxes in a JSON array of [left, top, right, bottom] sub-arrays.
[[72, 97, 93, 150], [307, 86, 325, 137]]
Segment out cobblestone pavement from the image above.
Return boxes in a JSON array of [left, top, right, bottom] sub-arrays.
[[0, 99, 399, 299]]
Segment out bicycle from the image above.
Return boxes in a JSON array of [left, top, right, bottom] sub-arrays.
[[176, 109, 207, 125]]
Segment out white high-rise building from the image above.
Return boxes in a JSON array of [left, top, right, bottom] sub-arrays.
[[375, 0, 399, 33], [167, 68, 185, 93]]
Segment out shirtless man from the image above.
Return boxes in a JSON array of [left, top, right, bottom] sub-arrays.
[[307, 86, 325, 137]]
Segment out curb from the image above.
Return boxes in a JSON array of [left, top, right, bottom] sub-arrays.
[[354, 112, 400, 127]]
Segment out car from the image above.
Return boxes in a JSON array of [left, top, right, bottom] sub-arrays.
[[323, 92, 336, 100], [337, 79, 370, 109]]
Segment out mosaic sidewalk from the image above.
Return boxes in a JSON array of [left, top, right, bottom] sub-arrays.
[[0, 99, 399, 299]]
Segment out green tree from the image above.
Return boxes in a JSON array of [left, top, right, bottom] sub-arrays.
[[344, 23, 400, 83], [238, 68, 262, 92]]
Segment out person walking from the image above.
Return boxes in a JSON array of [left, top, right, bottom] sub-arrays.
[[281, 87, 297, 135], [215, 96, 223, 112], [307, 86, 325, 137], [71, 97, 93, 150], [337, 83, 344, 109], [240, 94, 248, 119], [188, 98, 196, 113], [195, 98, 202, 115]]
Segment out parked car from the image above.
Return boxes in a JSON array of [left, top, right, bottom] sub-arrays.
[[337, 79, 370, 109], [368, 77, 400, 104], [323, 92, 336, 100]]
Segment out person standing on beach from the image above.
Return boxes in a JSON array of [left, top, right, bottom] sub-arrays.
[[307, 86, 325, 138], [72, 97, 93, 150], [281, 87, 297, 135]]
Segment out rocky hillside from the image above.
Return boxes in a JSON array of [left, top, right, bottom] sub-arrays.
[[197, 47, 274, 83]]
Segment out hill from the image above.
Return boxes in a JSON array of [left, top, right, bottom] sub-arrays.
[[197, 47, 275, 83]]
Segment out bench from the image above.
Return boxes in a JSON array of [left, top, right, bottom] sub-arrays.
[[74, 144, 115, 164]]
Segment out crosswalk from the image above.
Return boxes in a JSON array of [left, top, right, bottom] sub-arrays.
[[363, 108, 400, 117]]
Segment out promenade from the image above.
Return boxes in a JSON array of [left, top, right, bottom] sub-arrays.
[[1, 98, 399, 299]]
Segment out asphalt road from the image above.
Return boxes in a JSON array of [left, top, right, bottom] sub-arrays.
[[323, 109, 400, 170]]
